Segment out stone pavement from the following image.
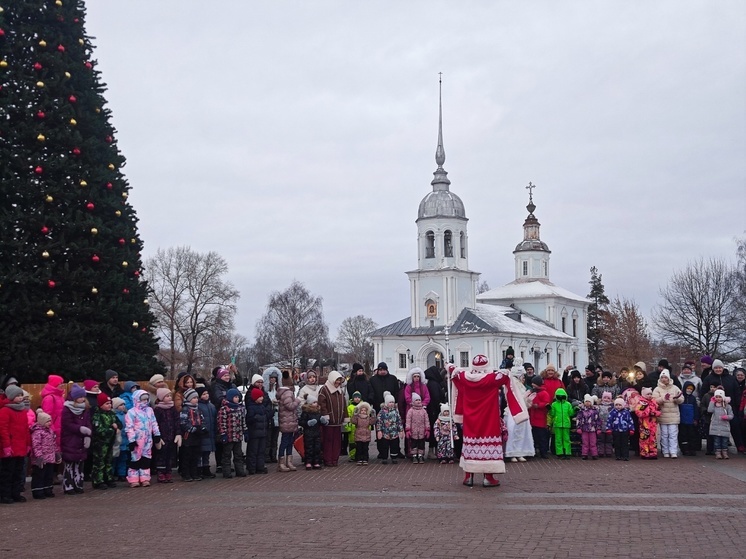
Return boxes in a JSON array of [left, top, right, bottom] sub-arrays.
[[2, 452, 744, 558]]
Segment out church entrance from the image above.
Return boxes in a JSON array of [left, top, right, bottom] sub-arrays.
[[427, 350, 444, 370]]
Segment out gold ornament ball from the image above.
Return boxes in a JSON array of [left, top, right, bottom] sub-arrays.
[[55, 0, 62, 6], [64, 71, 71, 79], [91, 287, 98, 295], [46, 309, 55, 317], [78, 38, 84, 46], [0, 60, 8, 68], [37, 134, 46, 142], [42, 251, 50, 259], [115, 210, 122, 217], [108, 163, 115, 170], [90, 228, 98, 235], [132, 321, 139, 328], [70, 118, 77, 126], [143, 298, 150, 305], [39, 40, 47, 47], [122, 261, 128, 268], [122, 192, 128, 199], [79, 180, 88, 187], [36, 81, 45, 88], [45, 195, 53, 203], [130, 238, 136, 244], [95, 107, 101, 113]]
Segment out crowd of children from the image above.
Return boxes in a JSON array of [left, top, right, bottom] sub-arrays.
[[0, 355, 743, 504]]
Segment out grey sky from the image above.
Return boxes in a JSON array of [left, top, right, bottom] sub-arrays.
[[84, 1, 746, 341]]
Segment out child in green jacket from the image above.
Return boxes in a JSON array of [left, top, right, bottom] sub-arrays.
[[548, 388, 575, 459]]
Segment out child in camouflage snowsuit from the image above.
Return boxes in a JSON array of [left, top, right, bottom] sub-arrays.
[[91, 393, 121, 489]]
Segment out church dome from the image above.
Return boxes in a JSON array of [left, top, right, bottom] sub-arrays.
[[514, 239, 550, 252], [418, 189, 466, 219]]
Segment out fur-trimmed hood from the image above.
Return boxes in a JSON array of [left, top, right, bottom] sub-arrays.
[[262, 366, 281, 387], [405, 367, 428, 386]]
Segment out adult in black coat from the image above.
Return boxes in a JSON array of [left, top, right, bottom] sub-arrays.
[[346, 363, 374, 404], [369, 362, 400, 413], [424, 366, 445, 454]]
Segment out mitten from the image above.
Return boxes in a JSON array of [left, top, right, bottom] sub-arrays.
[[243, 432, 249, 443], [405, 429, 411, 438], [2, 447, 11, 458], [174, 435, 183, 447], [606, 430, 612, 434], [307, 419, 317, 427], [596, 430, 601, 435], [721, 416, 730, 421], [128, 442, 137, 452], [320, 416, 329, 425], [79, 426, 91, 436], [342, 417, 350, 425], [83, 436, 91, 449], [576, 429, 582, 434], [629, 431, 635, 435]]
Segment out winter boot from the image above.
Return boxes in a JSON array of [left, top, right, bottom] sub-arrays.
[[202, 466, 216, 479], [483, 474, 500, 488], [285, 456, 297, 471], [462, 472, 474, 487], [278, 459, 290, 472], [722, 449, 729, 460]]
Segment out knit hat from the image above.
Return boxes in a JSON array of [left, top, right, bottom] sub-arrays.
[[47, 374, 65, 387], [376, 362, 388, 371], [352, 363, 364, 373], [156, 388, 171, 401], [658, 359, 670, 369], [641, 387, 653, 398], [83, 379, 99, 392], [602, 391, 613, 403], [306, 394, 318, 404], [700, 355, 713, 366], [682, 362, 694, 371], [97, 393, 112, 407], [4, 385, 23, 400], [583, 394, 595, 404], [251, 388, 264, 402], [69, 384, 86, 400], [601, 371, 612, 378], [36, 409, 52, 425], [713, 389, 725, 399], [614, 397, 625, 407], [524, 362, 534, 371], [659, 369, 671, 380], [226, 388, 240, 402], [217, 368, 230, 381], [506, 346, 514, 357], [183, 388, 198, 403], [111, 397, 125, 409], [105, 369, 118, 382], [383, 391, 395, 404], [196, 386, 209, 397], [531, 375, 544, 386], [712, 359, 725, 369], [545, 363, 557, 372], [351, 391, 362, 400], [123, 381, 140, 392], [251, 374, 264, 385], [440, 403, 450, 414], [149, 374, 165, 386], [412, 392, 422, 402], [570, 369, 582, 379], [633, 361, 647, 373]]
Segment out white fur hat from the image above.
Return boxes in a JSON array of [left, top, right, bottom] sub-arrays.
[[714, 389, 725, 399], [440, 403, 449, 414], [383, 391, 395, 404], [583, 394, 595, 404], [659, 369, 671, 380]]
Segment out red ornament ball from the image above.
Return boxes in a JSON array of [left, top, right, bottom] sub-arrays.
[[41, 226, 49, 235], [72, 148, 81, 156], [91, 254, 100, 263], [134, 270, 140, 277], [118, 238, 125, 246], [0, 29, 5, 37], [105, 136, 113, 143], [106, 182, 113, 190], [34, 166, 43, 174], [86, 202, 94, 211], [36, 110, 45, 119], [122, 288, 129, 295], [57, 44, 65, 52], [33, 62, 42, 71], [68, 95, 77, 103], [47, 280, 56, 288], [85, 61, 92, 69]]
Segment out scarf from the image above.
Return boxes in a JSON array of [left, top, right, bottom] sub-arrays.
[[324, 371, 344, 394], [155, 400, 174, 409], [5, 402, 27, 412], [64, 400, 86, 416], [225, 399, 242, 410]]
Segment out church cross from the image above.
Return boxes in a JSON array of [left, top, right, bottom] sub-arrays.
[[526, 181, 536, 203]]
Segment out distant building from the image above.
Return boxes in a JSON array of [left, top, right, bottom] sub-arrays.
[[370, 88, 589, 380]]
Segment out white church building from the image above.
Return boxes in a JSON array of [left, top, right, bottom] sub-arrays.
[[370, 90, 589, 380]]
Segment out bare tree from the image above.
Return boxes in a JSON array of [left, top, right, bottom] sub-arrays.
[[653, 257, 740, 358], [145, 247, 240, 376], [476, 280, 491, 294], [602, 296, 653, 372], [254, 281, 330, 369], [336, 315, 377, 366]]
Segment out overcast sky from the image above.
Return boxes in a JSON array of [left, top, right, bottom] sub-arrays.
[[84, 1, 745, 342]]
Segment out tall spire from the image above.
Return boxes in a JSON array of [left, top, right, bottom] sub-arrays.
[[432, 73, 450, 190]]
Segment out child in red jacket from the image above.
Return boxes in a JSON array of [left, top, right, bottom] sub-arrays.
[[526, 376, 551, 459], [0, 385, 32, 504]]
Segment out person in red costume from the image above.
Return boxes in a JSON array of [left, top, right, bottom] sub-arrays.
[[451, 355, 529, 488]]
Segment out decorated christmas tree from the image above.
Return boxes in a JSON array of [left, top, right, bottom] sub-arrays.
[[0, 0, 162, 382]]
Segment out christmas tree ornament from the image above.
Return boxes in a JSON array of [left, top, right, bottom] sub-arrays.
[[90, 227, 98, 235], [118, 238, 125, 245], [95, 107, 101, 113], [85, 62, 92, 69], [132, 321, 139, 328], [36, 81, 44, 88], [106, 182, 112, 189], [45, 195, 53, 203], [68, 95, 77, 103], [115, 210, 121, 217], [57, 44, 65, 52], [36, 110, 45, 119], [55, 0, 62, 6], [130, 238, 136, 244], [72, 147, 81, 156], [141, 327, 147, 332], [0, 60, 7, 68], [41, 226, 49, 234], [33, 62, 42, 71], [91, 287, 98, 294], [64, 71, 71, 78], [37, 133, 45, 141], [48, 280, 55, 288], [143, 298, 150, 305], [108, 163, 115, 170], [79, 179, 87, 186], [69, 118, 77, 125], [0, 29, 4, 38], [86, 202, 95, 210], [133, 270, 140, 277], [105, 135, 113, 143], [38, 40, 47, 47], [78, 38, 84, 46], [122, 288, 129, 294], [46, 309, 55, 317], [122, 261, 129, 267], [91, 254, 100, 263], [122, 192, 128, 199], [35, 166, 43, 174], [42, 251, 50, 259]]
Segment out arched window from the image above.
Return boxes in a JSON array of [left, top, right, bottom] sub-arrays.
[[444, 230, 453, 257], [460, 231, 466, 258], [425, 231, 435, 258]]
